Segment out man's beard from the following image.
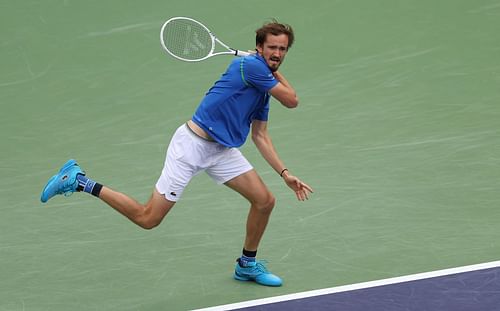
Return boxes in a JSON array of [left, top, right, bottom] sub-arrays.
[[269, 56, 281, 72]]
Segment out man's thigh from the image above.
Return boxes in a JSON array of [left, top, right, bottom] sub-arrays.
[[224, 169, 272, 203]]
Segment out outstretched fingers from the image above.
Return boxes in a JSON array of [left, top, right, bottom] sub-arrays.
[[295, 180, 314, 201]]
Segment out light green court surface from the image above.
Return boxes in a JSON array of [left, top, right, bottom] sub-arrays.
[[1, 1, 499, 310]]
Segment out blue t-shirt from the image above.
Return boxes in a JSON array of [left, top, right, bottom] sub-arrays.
[[192, 54, 278, 147]]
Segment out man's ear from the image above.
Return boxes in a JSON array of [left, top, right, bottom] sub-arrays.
[[256, 45, 263, 54]]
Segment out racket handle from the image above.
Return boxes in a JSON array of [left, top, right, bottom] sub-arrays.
[[235, 50, 251, 57]]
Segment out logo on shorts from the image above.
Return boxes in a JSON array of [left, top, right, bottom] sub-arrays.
[[170, 192, 177, 197]]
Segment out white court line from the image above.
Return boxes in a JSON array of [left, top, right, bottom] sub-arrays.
[[192, 260, 500, 311]]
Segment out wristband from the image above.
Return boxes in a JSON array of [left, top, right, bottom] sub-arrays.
[[280, 168, 288, 177]]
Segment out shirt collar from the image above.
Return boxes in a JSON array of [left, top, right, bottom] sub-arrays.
[[254, 53, 270, 69]]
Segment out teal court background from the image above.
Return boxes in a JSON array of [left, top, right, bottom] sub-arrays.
[[1, 1, 499, 310]]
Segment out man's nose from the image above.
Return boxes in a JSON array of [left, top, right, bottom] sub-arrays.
[[272, 50, 283, 58]]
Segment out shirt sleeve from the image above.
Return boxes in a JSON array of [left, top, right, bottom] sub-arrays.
[[252, 94, 271, 121], [240, 57, 278, 92]]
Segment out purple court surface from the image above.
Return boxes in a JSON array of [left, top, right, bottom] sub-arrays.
[[195, 261, 500, 311]]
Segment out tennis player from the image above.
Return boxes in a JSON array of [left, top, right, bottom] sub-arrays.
[[41, 20, 313, 287]]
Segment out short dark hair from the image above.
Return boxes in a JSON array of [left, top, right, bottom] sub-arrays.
[[255, 19, 295, 49]]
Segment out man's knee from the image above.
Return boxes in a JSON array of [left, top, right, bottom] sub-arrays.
[[137, 209, 165, 230], [138, 193, 174, 230], [254, 193, 276, 213], [140, 219, 161, 230]]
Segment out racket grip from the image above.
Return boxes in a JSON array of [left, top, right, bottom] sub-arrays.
[[235, 50, 251, 57]]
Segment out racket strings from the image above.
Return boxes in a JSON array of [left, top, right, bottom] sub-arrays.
[[163, 19, 213, 61]]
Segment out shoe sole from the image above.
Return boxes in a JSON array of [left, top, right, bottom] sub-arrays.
[[59, 159, 77, 173], [234, 273, 251, 282], [234, 273, 282, 287]]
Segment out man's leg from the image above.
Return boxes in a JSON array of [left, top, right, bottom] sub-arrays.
[[99, 187, 175, 230], [40, 159, 175, 229], [225, 169, 282, 286], [225, 169, 275, 252]]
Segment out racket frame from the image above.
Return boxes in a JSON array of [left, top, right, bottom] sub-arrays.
[[160, 16, 250, 62]]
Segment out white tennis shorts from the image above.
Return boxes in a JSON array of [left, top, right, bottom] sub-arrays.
[[155, 124, 253, 202]]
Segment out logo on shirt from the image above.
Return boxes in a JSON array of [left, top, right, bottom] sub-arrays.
[[170, 192, 177, 197]]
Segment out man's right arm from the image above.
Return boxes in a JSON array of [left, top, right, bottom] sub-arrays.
[[269, 71, 298, 108]]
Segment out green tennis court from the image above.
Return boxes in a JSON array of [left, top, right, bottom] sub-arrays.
[[1, 1, 499, 310]]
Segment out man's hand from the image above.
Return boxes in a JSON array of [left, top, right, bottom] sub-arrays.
[[269, 71, 298, 108], [282, 173, 313, 201]]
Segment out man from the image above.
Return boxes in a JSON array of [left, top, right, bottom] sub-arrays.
[[41, 20, 313, 287]]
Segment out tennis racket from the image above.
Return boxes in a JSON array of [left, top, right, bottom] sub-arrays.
[[160, 17, 251, 62]]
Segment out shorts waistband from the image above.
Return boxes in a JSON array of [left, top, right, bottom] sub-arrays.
[[184, 122, 216, 142]]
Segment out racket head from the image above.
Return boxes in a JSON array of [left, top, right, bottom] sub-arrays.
[[160, 17, 215, 62]]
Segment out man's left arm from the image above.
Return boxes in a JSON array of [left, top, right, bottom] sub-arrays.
[[251, 120, 313, 201], [268, 71, 298, 109]]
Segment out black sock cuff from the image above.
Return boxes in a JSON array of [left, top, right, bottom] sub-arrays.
[[91, 183, 103, 197], [242, 248, 257, 258]]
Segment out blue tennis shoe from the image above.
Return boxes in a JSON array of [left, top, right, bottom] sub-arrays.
[[40, 159, 83, 203], [234, 259, 283, 287]]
